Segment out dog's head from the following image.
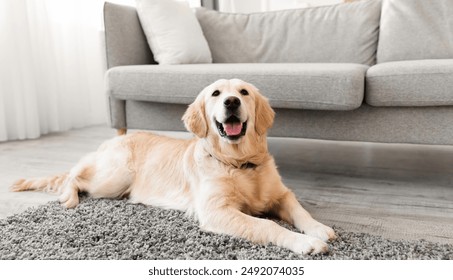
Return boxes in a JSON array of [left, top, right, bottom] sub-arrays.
[[183, 79, 275, 144]]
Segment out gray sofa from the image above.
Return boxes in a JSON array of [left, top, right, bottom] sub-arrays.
[[103, 0, 453, 145]]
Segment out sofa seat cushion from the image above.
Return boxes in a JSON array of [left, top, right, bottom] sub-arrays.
[[366, 59, 453, 106], [106, 63, 368, 110]]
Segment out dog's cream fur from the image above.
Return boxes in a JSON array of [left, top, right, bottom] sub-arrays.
[[12, 79, 335, 254]]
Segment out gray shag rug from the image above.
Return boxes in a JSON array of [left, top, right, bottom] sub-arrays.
[[1, 196, 451, 260]]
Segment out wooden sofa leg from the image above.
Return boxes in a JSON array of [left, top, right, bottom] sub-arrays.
[[117, 128, 127, 135]]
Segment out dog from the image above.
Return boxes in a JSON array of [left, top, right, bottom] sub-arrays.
[[11, 79, 336, 254]]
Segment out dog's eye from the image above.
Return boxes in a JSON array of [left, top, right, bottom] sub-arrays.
[[240, 89, 249, 96], [212, 90, 220, 97]]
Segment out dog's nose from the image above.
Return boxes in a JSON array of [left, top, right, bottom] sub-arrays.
[[224, 96, 241, 111]]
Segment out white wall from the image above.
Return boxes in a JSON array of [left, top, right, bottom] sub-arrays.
[[107, 0, 201, 7], [219, 0, 343, 13]]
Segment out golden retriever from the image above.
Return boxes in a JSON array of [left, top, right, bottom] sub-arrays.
[[11, 79, 335, 254]]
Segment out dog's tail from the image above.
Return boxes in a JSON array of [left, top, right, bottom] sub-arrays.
[[11, 172, 83, 208], [11, 173, 69, 194], [11, 163, 97, 208]]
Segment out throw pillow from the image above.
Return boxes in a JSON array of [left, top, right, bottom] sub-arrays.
[[136, 0, 212, 64]]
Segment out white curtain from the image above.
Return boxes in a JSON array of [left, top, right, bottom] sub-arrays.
[[0, 0, 203, 142], [0, 0, 107, 142]]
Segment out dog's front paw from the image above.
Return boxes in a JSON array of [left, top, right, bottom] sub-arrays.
[[303, 221, 336, 242], [290, 234, 328, 255]]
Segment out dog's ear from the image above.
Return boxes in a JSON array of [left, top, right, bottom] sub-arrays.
[[182, 94, 208, 138], [254, 89, 275, 136]]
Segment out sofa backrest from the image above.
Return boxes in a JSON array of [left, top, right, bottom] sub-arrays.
[[104, 2, 155, 68], [377, 0, 453, 63], [195, 0, 382, 65]]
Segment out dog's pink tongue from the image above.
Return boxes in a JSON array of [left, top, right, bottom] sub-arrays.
[[223, 123, 242, 136]]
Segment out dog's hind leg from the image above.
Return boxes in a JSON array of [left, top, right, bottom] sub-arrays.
[[59, 137, 135, 207], [57, 153, 97, 208]]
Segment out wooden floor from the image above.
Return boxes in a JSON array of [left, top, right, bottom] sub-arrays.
[[1, 125, 452, 244]]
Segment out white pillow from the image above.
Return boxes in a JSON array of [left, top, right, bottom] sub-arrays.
[[136, 0, 212, 64]]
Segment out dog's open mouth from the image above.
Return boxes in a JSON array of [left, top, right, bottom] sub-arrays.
[[215, 115, 247, 140]]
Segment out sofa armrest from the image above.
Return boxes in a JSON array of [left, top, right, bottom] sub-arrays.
[[103, 2, 155, 68]]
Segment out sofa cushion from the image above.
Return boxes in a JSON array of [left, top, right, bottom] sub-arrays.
[[195, 0, 381, 65], [377, 0, 453, 63], [136, 0, 212, 64], [366, 59, 453, 106], [106, 63, 368, 110]]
